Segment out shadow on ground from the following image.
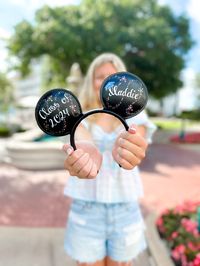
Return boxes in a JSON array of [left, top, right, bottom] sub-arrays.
[[140, 143, 200, 175]]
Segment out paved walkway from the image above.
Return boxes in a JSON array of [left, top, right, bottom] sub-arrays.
[[0, 131, 200, 266], [140, 143, 200, 214]]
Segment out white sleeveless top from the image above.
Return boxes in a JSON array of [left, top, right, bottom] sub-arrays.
[[64, 111, 156, 203]]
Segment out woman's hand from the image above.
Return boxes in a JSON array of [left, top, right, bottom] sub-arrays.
[[63, 141, 102, 179], [112, 125, 148, 170]]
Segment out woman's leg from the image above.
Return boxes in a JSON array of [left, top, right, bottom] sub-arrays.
[[77, 257, 106, 266], [106, 256, 132, 266]]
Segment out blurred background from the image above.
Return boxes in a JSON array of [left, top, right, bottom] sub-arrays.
[[0, 1, 199, 266], [0, 0, 200, 143]]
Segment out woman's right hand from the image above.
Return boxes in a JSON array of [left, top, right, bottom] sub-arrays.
[[63, 141, 102, 179]]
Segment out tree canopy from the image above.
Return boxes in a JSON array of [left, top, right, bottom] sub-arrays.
[[8, 0, 194, 99]]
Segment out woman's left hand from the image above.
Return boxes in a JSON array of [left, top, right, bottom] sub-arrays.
[[112, 125, 148, 170]]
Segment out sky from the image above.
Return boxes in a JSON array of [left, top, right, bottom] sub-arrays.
[[0, 0, 200, 74]]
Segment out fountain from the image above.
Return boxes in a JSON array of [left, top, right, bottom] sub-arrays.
[[6, 128, 68, 170], [5, 62, 82, 170]]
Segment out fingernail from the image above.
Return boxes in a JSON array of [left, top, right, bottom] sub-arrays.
[[62, 145, 73, 155], [66, 147, 73, 155], [62, 145, 67, 152], [128, 126, 136, 134]]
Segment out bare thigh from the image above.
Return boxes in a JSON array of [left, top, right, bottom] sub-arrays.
[[77, 258, 106, 266], [106, 256, 132, 266]]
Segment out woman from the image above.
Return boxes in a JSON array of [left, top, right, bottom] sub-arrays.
[[63, 53, 156, 266]]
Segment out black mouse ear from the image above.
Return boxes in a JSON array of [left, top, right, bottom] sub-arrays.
[[35, 88, 82, 136], [100, 72, 148, 119]]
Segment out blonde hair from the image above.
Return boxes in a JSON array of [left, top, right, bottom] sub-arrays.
[[79, 53, 127, 111]]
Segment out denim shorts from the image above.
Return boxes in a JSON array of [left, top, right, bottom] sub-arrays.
[[64, 199, 147, 263]]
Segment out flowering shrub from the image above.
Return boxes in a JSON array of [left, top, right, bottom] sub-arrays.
[[156, 201, 200, 266], [170, 132, 200, 143]]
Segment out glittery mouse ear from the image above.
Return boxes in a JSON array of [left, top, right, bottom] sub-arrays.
[[35, 88, 82, 136], [100, 72, 148, 119]]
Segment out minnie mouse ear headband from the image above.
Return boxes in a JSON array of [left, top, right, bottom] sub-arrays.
[[35, 72, 148, 150]]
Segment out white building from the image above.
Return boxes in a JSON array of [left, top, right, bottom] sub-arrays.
[[147, 68, 199, 116], [8, 59, 43, 128], [11, 60, 42, 101]]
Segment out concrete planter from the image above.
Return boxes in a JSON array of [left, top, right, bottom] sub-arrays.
[[6, 128, 67, 170]]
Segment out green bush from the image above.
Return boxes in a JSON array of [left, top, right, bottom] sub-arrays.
[[177, 109, 200, 121], [0, 126, 11, 137], [0, 124, 26, 137]]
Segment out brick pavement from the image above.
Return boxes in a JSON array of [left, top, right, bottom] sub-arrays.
[[0, 165, 70, 227], [140, 143, 200, 214]]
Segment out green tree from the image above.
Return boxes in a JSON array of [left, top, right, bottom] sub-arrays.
[[0, 72, 13, 112], [8, 0, 194, 99]]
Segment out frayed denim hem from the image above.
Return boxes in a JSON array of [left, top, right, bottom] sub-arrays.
[[64, 245, 106, 264], [108, 241, 147, 264]]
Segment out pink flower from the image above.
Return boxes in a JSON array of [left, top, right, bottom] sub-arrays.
[[171, 231, 179, 239], [188, 242, 199, 251], [174, 204, 185, 214], [156, 217, 166, 233], [193, 254, 200, 266], [181, 254, 188, 266], [173, 201, 200, 214], [172, 244, 186, 261], [176, 244, 186, 254], [181, 218, 199, 236], [171, 249, 181, 260], [156, 216, 163, 227], [183, 201, 200, 213]]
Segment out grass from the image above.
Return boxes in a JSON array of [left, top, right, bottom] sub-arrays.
[[152, 118, 200, 131]]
